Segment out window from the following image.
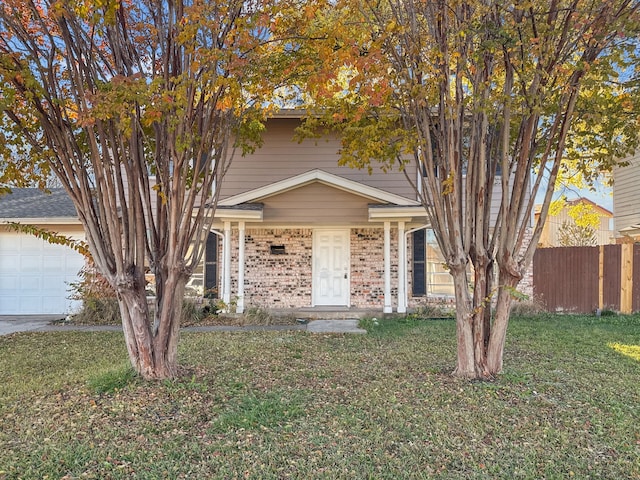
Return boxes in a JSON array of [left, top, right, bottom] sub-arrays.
[[412, 229, 455, 298], [204, 232, 218, 298], [412, 230, 426, 296]]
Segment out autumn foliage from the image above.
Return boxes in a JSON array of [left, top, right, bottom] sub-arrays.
[[298, 0, 640, 378], [0, 0, 293, 379]]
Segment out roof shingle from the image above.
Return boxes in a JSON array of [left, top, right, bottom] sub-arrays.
[[0, 188, 78, 219]]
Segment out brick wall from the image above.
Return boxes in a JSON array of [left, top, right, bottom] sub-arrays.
[[350, 228, 398, 309], [230, 228, 313, 308], [225, 227, 400, 309]]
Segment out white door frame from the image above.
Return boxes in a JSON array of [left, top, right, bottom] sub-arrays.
[[312, 228, 350, 306]]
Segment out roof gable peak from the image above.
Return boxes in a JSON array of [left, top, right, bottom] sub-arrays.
[[218, 169, 419, 206]]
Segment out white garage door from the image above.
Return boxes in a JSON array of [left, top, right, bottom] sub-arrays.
[[0, 232, 85, 315]]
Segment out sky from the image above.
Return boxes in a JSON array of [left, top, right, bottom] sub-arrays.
[[552, 181, 614, 212]]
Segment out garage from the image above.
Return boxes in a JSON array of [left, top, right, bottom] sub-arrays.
[[0, 231, 85, 315], [0, 189, 85, 315]]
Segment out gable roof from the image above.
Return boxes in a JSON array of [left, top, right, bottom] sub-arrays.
[[534, 197, 613, 217], [218, 169, 421, 207], [565, 197, 613, 217], [0, 188, 79, 222]]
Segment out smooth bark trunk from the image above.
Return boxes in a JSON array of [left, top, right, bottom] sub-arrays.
[[486, 278, 517, 375], [451, 267, 478, 379], [471, 258, 491, 378], [117, 269, 187, 380], [451, 256, 496, 380]]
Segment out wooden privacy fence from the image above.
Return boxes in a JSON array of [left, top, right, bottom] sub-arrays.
[[533, 244, 640, 314]]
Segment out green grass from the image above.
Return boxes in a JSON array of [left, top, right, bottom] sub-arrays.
[[0, 314, 639, 479]]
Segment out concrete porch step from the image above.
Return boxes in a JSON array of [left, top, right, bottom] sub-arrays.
[[306, 319, 367, 334]]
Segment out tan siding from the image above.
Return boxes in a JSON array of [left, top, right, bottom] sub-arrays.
[[540, 207, 613, 247], [614, 152, 640, 232], [220, 118, 417, 201], [485, 177, 529, 227], [261, 183, 380, 224], [489, 178, 503, 226]]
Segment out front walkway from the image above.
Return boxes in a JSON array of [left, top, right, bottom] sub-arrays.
[[0, 316, 367, 336]]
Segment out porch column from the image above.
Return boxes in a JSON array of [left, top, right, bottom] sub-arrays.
[[384, 221, 392, 313], [237, 221, 246, 314], [397, 221, 406, 313], [222, 221, 232, 306]]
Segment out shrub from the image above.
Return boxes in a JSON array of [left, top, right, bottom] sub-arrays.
[[412, 304, 455, 319], [510, 297, 547, 316], [181, 299, 207, 326], [72, 297, 121, 325]]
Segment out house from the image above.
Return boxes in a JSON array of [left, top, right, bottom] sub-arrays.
[[0, 189, 85, 315], [1, 113, 464, 316], [204, 112, 442, 314], [534, 197, 614, 247], [613, 151, 640, 241]]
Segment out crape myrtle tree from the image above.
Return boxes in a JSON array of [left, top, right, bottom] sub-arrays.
[[298, 0, 640, 378], [0, 0, 293, 380]]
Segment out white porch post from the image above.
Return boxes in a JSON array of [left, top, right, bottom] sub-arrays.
[[237, 221, 246, 314], [384, 221, 392, 313], [397, 221, 406, 313], [222, 221, 232, 306]]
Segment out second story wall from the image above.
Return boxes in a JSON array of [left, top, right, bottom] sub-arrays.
[[614, 152, 640, 234], [219, 118, 418, 202]]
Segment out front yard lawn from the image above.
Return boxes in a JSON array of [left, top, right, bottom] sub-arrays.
[[0, 314, 638, 479]]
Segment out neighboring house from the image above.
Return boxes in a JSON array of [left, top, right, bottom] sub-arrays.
[[535, 197, 614, 247], [0, 189, 85, 315], [613, 151, 640, 241]]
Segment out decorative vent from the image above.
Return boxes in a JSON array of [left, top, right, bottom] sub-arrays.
[[270, 245, 286, 255]]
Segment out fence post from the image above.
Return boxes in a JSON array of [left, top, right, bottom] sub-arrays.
[[599, 245, 604, 311], [620, 242, 634, 314]]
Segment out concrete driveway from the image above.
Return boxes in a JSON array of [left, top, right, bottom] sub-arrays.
[[0, 315, 65, 336]]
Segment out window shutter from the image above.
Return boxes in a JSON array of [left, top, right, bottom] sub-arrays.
[[204, 232, 218, 298], [412, 230, 426, 296]]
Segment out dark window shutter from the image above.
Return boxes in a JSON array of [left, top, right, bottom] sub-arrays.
[[412, 230, 426, 296], [205, 232, 218, 298]]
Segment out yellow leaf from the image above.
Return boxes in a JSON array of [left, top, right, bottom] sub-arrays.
[[442, 173, 454, 195]]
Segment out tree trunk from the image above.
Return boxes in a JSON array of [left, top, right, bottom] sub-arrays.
[[486, 277, 517, 375], [471, 257, 492, 378], [116, 269, 187, 380], [152, 271, 187, 379], [451, 253, 497, 380], [451, 267, 479, 379], [118, 286, 157, 379]]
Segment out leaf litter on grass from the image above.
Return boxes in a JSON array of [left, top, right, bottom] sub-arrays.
[[0, 317, 639, 479]]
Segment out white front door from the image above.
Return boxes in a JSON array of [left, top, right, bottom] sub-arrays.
[[313, 229, 350, 306]]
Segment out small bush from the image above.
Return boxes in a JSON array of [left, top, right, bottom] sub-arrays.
[[68, 261, 117, 301], [510, 297, 547, 316], [180, 299, 207, 326], [243, 306, 276, 325], [412, 304, 455, 319], [72, 297, 121, 325]]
